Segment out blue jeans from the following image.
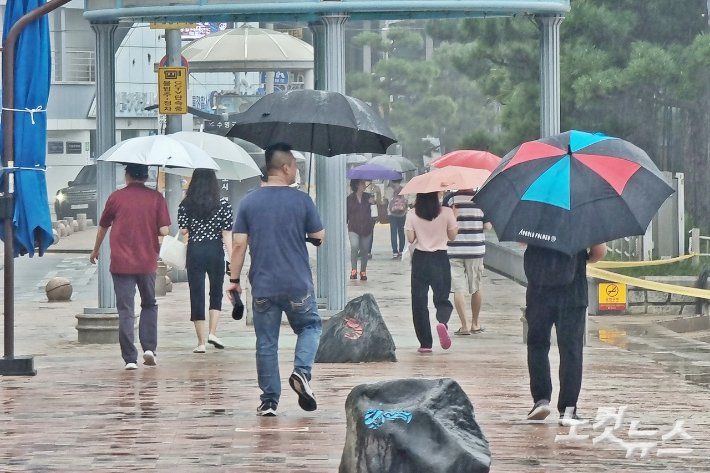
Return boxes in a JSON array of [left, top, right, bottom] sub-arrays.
[[389, 215, 406, 254], [252, 291, 322, 404]]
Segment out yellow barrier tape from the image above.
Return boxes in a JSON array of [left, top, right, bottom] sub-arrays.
[[592, 253, 697, 268], [587, 266, 710, 299]]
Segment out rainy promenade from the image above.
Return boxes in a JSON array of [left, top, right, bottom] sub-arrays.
[[1, 225, 710, 472]]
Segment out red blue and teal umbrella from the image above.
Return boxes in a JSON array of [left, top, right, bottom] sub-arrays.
[[475, 130, 674, 255]]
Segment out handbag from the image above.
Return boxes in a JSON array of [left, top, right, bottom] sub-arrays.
[[401, 239, 414, 265], [159, 231, 187, 270]]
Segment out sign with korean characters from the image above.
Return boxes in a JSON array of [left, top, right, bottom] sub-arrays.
[[598, 283, 626, 310], [158, 67, 188, 115]]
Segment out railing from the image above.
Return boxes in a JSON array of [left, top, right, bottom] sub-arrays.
[[606, 236, 642, 261], [688, 229, 710, 257], [52, 50, 96, 82]]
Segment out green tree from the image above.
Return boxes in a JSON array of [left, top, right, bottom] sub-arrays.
[[428, 0, 710, 224], [346, 21, 498, 166]]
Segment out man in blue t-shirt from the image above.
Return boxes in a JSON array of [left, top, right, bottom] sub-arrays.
[[227, 143, 325, 417]]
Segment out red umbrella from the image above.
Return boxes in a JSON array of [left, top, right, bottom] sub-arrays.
[[430, 150, 501, 172]]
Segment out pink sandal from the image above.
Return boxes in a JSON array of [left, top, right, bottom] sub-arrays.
[[437, 323, 451, 350]]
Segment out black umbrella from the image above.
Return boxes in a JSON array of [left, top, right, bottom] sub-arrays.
[[225, 90, 397, 157], [475, 130, 674, 255]]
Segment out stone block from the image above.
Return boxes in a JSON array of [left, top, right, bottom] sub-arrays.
[[628, 305, 647, 314], [670, 293, 696, 303], [75, 312, 136, 344], [71, 220, 79, 232], [646, 305, 682, 315], [45, 277, 72, 301], [643, 276, 699, 288], [340, 378, 490, 473], [316, 294, 396, 363], [52, 229, 59, 245], [681, 305, 699, 315], [628, 290, 645, 303], [646, 291, 670, 303]]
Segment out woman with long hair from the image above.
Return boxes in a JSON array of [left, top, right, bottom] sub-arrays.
[[346, 179, 375, 280], [404, 192, 458, 353], [178, 169, 233, 353]]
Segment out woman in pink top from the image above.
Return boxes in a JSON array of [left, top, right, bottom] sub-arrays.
[[404, 192, 459, 352]]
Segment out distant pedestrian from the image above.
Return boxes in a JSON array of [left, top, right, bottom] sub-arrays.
[[227, 142, 325, 417], [89, 163, 170, 370], [385, 179, 408, 258], [443, 190, 492, 335], [347, 179, 375, 281], [178, 169, 233, 354], [366, 181, 382, 258], [404, 191, 458, 352], [524, 243, 606, 423]]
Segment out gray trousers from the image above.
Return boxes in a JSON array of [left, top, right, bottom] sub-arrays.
[[112, 273, 158, 364]]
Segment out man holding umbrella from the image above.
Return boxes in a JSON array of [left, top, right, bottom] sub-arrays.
[[89, 164, 171, 370], [228, 143, 325, 417], [524, 242, 606, 423]]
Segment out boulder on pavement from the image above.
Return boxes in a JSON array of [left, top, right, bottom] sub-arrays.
[[340, 378, 490, 473], [315, 293, 396, 363], [46, 277, 72, 301]]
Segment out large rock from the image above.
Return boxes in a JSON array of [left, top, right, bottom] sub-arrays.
[[315, 293, 396, 363], [340, 378, 490, 473]]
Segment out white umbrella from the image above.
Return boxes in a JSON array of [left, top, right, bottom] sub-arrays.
[[346, 154, 368, 165], [163, 132, 261, 181], [98, 135, 220, 170], [368, 155, 417, 173]]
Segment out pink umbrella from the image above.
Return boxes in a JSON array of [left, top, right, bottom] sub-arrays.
[[400, 166, 491, 194], [430, 150, 501, 172]]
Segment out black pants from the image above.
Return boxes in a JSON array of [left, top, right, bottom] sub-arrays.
[[526, 304, 586, 414], [411, 249, 453, 348], [186, 239, 225, 321]]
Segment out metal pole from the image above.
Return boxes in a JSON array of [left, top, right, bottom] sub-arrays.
[[164, 29, 183, 233], [320, 13, 349, 311], [537, 15, 563, 138], [92, 22, 118, 309], [1, 0, 72, 375]]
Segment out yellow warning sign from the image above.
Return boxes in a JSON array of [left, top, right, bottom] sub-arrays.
[[599, 283, 626, 310], [150, 22, 196, 30], [158, 67, 187, 115]]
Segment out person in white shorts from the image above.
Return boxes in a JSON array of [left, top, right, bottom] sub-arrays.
[[443, 189, 491, 335]]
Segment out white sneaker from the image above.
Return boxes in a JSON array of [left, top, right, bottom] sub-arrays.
[[143, 350, 157, 366], [124, 362, 138, 370], [193, 345, 206, 353], [207, 334, 224, 349]]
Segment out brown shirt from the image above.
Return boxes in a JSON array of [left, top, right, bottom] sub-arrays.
[[347, 191, 373, 236]]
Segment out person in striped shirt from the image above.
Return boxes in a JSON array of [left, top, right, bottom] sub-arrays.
[[443, 189, 492, 335]]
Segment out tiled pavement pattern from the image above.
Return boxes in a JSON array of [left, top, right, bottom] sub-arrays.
[[1, 225, 709, 471]]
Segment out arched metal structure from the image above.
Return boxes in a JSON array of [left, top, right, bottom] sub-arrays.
[[85, 0, 569, 312]]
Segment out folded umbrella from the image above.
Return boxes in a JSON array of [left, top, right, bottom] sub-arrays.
[[97, 135, 220, 171], [474, 130, 674, 255], [429, 150, 501, 172], [400, 166, 491, 194], [346, 163, 402, 181], [225, 89, 397, 157]]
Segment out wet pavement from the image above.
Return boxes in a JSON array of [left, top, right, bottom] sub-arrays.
[[1, 225, 710, 471]]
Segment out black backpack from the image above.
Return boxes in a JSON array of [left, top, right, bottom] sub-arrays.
[[524, 245, 580, 287]]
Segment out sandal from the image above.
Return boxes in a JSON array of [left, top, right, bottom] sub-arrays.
[[470, 327, 485, 334], [454, 328, 471, 336]]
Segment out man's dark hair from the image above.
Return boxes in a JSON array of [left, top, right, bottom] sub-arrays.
[[414, 192, 441, 221], [350, 179, 363, 192], [125, 163, 149, 180], [265, 143, 293, 175]]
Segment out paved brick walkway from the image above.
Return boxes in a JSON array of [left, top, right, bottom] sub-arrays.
[[1, 225, 709, 471]]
